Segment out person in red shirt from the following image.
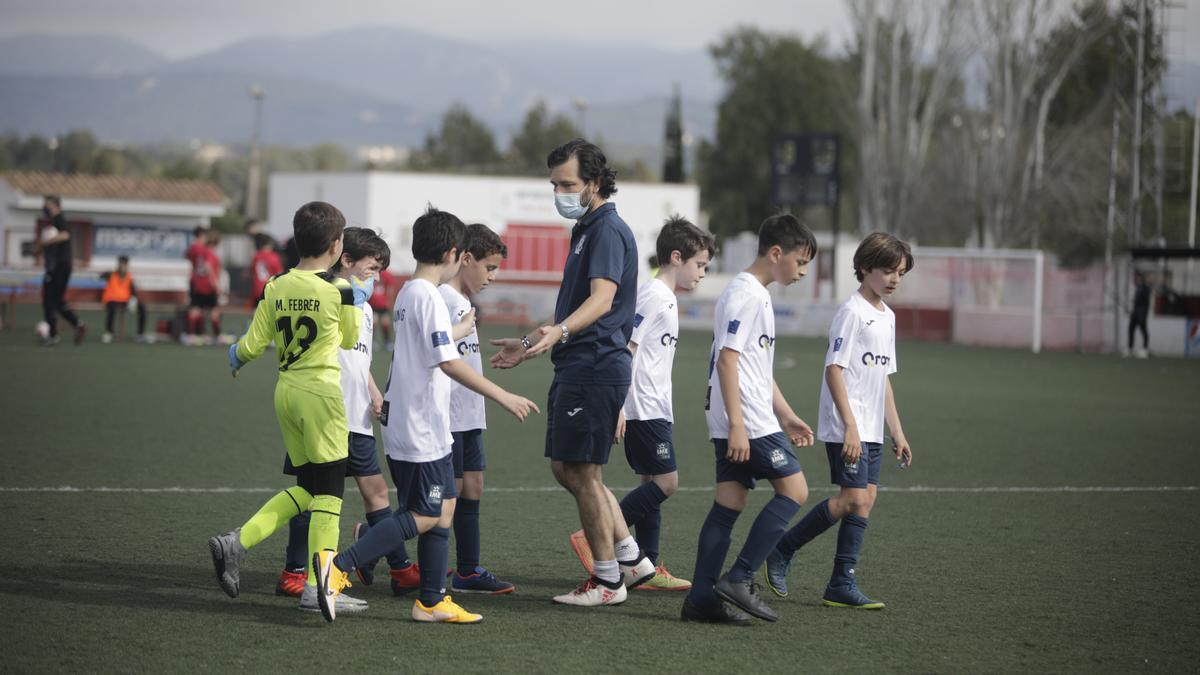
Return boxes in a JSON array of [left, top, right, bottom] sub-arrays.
[[369, 267, 401, 350], [185, 228, 223, 341], [249, 233, 283, 307]]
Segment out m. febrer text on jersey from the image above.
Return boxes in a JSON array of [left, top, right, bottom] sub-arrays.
[[276, 298, 320, 312]]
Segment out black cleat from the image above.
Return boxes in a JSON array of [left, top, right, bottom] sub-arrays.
[[680, 595, 754, 625], [715, 573, 779, 622]]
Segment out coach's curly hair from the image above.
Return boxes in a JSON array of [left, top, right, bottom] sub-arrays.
[[546, 138, 618, 198]]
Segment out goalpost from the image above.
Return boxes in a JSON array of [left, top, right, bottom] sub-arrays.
[[902, 247, 1046, 353]]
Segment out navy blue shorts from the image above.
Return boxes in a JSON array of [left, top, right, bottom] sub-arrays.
[[544, 381, 624, 465], [825, 441, 882, 488], [624, 419, 677, 475], [387, 454, 458, 517], [713, 432, 803, 490], [282, 432, 381, 477], [452, 429, 486, 477]]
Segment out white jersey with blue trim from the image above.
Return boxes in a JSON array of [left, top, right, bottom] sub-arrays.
[[623, 278, 678, 422], [381, 278, 458, 462], [439, 283, 486, 432], [704, 272, 781, 440], [338, 303, 375, 436], [817, 291, 897, 444]]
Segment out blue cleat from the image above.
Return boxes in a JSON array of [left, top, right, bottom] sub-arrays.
[[763, 547, 792, 598], [822, 581, 885, 610], [452, 566, 515, 595]]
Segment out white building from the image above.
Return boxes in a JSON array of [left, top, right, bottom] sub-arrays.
[[267, 171, 701, 283]]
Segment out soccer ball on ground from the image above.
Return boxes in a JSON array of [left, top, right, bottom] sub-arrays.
[[35, 321, 50, 340]]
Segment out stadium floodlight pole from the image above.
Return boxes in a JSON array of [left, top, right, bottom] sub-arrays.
[[245, 84, 265, 219]]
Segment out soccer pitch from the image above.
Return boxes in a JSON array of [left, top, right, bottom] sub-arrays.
[[2, 308, 1199, 672]]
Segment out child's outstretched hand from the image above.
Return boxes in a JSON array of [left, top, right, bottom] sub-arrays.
[[228, 343, 245, 378], [499, 391, 540, 422]]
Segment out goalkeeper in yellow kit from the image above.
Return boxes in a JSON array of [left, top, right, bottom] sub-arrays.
[[208, 201, 373, 613]]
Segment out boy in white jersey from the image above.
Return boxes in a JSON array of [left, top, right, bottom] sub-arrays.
[[765, 232, 914, 609], [439, 223, 514, 593], [272, 228, 394, 612], [313, 206, 538, 624], [682, 213, 817, 625], [569, 216, 715, 591]]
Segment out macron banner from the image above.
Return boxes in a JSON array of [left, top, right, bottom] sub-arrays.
[[93, 225, 192, 259]]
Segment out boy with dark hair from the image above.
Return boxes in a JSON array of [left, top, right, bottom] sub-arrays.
[[765, 231, 914, 610], [207, 201, 372, 614], [569, 216, 716, 591], [314, 207, 538, 624], [99, 255, 147, 343], [682, 212, 817, 624], [272, 228, 393, 613]]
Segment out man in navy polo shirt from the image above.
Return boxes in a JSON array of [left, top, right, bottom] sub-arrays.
[[491, 138, 656, 606]]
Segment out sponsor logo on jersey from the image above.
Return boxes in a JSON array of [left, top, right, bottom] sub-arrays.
[[457, 341, 480, 355], [567, 407, 583, 417], [633, 313, 644, 328], [758, 334, 776, 348], [574, 234, 588, 255], [431, 331, 450, 347], [861, 352, 891, 367], [727, 319, 741, 335], [833, 337, 844, 352], [660, 333, 678, 347]]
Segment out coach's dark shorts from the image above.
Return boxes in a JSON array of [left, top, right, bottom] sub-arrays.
[[452, 429, 486, 477], [189, 289, 217, 309], [825, 441, 882, 489], [544, 381, 624, 465], [283, 432, 382, 477], [624, 419, 677, 475], [387, 454, 458, 517], [713, 432, 803, 490]]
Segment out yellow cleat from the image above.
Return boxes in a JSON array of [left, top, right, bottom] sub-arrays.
[[314, 550, 353, 623], [411, 595, 484, 624], [637, 564, 692, 591]]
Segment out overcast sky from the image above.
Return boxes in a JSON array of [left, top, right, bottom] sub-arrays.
[[0, 0, 855, 57]]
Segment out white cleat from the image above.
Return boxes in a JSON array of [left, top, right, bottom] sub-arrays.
[[620, 555, 657, 589], [552, 577, 627, 606], [299, 583, 368, 614]]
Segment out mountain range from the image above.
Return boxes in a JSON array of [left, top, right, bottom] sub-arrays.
[[0, 29, 722, 166]]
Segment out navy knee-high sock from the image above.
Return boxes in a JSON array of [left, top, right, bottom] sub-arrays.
[[620, 482, 667, 529], [418, 526, 451, 607], [622, 482, 667, 564], [829, 514, 869, 589], [635, 505, 662, 566], [777, 498, 836, 557], [364, 506, 408, 569], [728, 495, 801, 582], [333, 510, 419, 573], [687, 503, 740, 604], [454, 498, 481, 574], [284, 511, 311, 570]]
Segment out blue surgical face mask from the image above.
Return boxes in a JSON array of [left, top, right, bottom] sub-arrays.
[[554, 187, 592, 220]]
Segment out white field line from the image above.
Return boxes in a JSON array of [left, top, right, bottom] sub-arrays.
[[0, 485, 1196, 494]]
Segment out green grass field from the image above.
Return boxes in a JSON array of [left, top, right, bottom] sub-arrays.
[[2, 306, 1199, 673]]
